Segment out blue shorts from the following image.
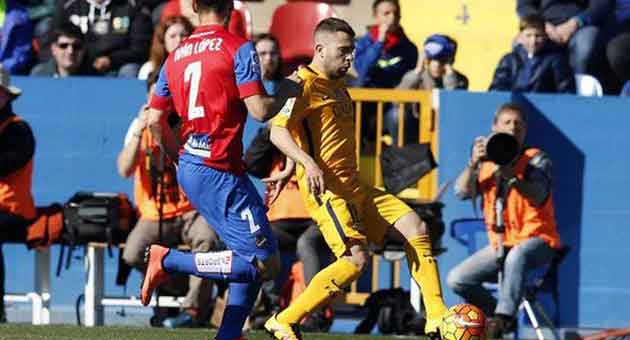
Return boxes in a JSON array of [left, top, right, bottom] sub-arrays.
[[177, 157, 277, 263]]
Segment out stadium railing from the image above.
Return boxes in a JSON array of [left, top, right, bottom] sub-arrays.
[[83, 242, 191, 326], [342, 88, 437, 307], [4, 247, 51, 325]]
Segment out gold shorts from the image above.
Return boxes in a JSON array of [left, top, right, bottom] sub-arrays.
[[304, 186, 413, 258]]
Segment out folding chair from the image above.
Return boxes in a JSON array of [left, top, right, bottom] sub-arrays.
[[450, 218, 568, 340]]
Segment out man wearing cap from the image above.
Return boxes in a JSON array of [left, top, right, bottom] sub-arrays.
[[0, 64, 36, 322], [385, 34, 468, 143]]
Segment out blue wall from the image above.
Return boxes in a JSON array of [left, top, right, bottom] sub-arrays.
[[6, 77, 630, 328], [437, 90, 630, 328]]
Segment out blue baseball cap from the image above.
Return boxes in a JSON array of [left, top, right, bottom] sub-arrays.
[[423, 34, 457, 62]]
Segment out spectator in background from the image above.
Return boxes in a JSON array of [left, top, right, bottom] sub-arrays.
[[254, 34, 283, 91], [31, 24, 92, 77], [52, 0, 153, 77], [517, 0, 612, 75], [353, 0, 418, 88], [242, 34, 283, 152], [0, 0, 33, 74], [399, 34, 468, 91], [605, 0, 630, 95], [448, 103, 562, 339], [160, 0, 246, 37], [0, 64, 36, 323], [117, 73, 221, 328], [138, 15, 192, 80], [490, 14, 576, 93], [386, 34, 468, 144]]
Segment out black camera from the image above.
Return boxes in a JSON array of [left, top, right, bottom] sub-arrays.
[[484, 132, 519, 166]]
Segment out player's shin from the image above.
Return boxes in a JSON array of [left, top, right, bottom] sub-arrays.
[[215, 280, 262, 340], [405, 235, 448, 322], [162, 249, 259, 282], [277, 258, 361, 324]]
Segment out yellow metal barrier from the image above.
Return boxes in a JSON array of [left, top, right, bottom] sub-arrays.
[[337, 88, 438, 305]]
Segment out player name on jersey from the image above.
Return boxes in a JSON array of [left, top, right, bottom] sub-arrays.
[[174, 37, 224, 62]]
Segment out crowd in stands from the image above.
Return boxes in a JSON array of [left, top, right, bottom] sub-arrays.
[[0, 0, 629, 95], [0, 0, 626, 334]]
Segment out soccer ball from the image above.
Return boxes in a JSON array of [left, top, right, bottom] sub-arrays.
[[439, 304, 487, 340]]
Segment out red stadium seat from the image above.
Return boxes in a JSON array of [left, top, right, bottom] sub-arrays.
[[269, 2, 336, 67], [233, 0, 253, 40]]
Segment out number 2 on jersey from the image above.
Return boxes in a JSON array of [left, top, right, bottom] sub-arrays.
[[184, 61, 205, 120]]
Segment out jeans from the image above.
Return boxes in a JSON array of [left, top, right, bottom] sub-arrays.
[[447, 237, 556, 317], [568, 25, 600, 74], [383, 104, 419, 145]]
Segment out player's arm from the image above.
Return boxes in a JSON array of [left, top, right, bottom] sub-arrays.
[[234, 41, 301, 122], [148, 108, 180, 163], [244, 76, 302, 122], [268, 101, 324, 195], [147, 63, 179, 163]]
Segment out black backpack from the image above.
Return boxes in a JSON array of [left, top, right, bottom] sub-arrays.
[[355, 288, 426, 335], [62, 191, 136, 246]]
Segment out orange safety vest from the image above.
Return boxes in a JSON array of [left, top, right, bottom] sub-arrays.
[[266, 155, 311, 222], [134, 129, 193, 220], [479, 148, 561, 249], [0, 115, 36, 220]]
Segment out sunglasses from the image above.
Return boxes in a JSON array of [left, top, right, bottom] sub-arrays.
[[56, 42, 83, 50]]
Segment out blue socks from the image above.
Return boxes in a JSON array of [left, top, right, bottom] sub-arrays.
[[162, 249, 259, 283], [215, 281, 262, 340], [161, 248, 262, 340]]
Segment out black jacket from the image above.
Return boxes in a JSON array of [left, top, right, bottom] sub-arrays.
[[489, 44, 576, 93], [0, 109, 35, 179], [517, 0, 613, 26], [52, 0, 152, 70]]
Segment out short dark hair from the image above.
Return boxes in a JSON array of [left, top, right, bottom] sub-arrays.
[[193, 0, 233, 16], [372, 0, 399, 13], [314, 17, 356, 39], [53, 24, 84, 43], [519, 14, 545, 32], [494, 102, 528, 123]]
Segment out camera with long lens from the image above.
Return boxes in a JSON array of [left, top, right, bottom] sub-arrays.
[[484, 132, 519, 166]]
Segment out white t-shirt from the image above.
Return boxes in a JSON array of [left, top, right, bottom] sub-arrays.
[[123, 118, 141, 146]]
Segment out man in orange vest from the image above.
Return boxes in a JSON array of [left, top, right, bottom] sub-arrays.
[[117, 73, 221, 328], [0, 63, 36, 323], [449, 102, 562, 339]]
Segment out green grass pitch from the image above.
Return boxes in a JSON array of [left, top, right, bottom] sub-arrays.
[[0, 324, 426, 340]]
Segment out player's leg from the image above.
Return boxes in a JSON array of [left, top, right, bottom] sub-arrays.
[[265, 194, 365, 340], [370, 189, 448, 334], [141, 162, 271, 305]]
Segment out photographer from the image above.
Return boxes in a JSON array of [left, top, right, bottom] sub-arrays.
[[117, 72, 220, 328], [447, 103, 561, 339]]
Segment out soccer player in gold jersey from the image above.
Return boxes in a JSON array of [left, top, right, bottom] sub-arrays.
[[263, 18, 447, 340]]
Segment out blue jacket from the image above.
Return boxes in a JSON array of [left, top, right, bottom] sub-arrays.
[[517, 0, 613, 26], [489, 44, 576, 93], [0, 0, 32, 74], [353, 30, 418, 88]]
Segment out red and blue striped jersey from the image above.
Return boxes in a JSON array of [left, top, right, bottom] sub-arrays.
[[149, 24, 265, 175]]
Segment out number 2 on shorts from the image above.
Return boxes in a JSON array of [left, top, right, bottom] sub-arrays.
[[240, 207, 261, 234]]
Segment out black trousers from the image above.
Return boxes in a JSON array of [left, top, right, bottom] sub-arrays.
[[0, 212, 30, 320]]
